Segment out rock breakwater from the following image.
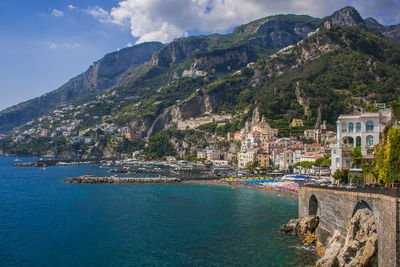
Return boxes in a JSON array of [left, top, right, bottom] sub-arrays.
[[64, 175, 181, 184], [280, 216, 319, 246]]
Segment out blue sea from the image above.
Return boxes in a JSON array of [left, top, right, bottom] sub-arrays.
[[0, 157, 317, 266]]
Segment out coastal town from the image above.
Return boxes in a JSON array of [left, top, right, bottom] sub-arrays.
[[5, 100, 397, 181], [9, 100, 400, 266], [2, 4, 400, 266]]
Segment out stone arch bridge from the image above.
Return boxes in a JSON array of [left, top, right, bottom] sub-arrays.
[[299, 185, 400, 267]]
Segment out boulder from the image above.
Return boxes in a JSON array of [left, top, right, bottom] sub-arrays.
[[280, 216, 319, 246]]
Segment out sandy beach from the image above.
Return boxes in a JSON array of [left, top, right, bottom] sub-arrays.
[[184, 179, 299, 199]]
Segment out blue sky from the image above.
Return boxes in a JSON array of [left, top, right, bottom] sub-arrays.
[[0, 0, 399, 111]]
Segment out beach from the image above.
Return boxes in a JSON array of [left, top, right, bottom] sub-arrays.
[[184, 179, 299, 198]]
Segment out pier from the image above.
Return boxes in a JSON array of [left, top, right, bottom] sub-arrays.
[[64, 175, 181, 183], [109, 168, 170, 174]]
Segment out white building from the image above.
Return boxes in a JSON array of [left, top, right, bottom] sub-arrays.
[[330, 110, 391, 174], [300, 153, 323, 162], [279, 150, 294, 171], [238, 149, 258, 168]]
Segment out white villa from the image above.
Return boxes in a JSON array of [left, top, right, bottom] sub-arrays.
[[330, 108, 392, 174], [238, 149, 259, 168]]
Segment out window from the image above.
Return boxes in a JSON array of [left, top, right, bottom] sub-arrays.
[[348, 123, 354, 133], [356, 122, 361, 133], [356, 136, 361, 147], [366, 121, 374, 132], [366, 135, 374, 148], [342, 123, 347, 133]]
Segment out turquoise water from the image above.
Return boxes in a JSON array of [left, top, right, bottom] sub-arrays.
[[0, 157, 317, 266]]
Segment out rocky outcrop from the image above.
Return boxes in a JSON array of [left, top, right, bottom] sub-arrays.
[[193, 45, 255, 71], [331, 7, 400, 44], [146, 91, 224, 139], [234, 15, 321, 49], [280, 216, 319, 245], [251, 28, 340, 87], [128, 116, 154, 140], [54, 42, 163, 100], [316, 208, 378, 267], [151, 38, 208, 66], [365, 18, 400, 43], [328, 6, 364, 27], [282, 208, 378, 266], [250, 20, 318, 49]]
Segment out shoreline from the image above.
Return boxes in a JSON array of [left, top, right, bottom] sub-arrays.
[[184, 179, 299, 199]]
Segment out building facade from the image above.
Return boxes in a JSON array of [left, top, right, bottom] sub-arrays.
[[330, 110, 391, 174]]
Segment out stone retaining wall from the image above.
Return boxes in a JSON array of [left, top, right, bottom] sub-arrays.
[[299, 185, 400, 267]]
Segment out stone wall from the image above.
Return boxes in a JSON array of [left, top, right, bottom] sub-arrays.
[[299, 185, 400, 267]]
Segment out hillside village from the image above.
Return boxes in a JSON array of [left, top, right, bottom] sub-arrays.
[[2, 93, 397, 181]]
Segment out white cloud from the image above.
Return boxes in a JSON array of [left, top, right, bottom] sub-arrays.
[[51, 9, 64, 17], [48, 43, 80, 49], [84, 6, 120, 24], [68, 4, 76, 10], [87, 0, 400, 44]]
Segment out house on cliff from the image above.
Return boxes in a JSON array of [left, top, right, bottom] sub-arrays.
[[330, 106, 392, 174]]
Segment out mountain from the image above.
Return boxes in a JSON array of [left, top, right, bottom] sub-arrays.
[[328, 6, 364, 26], [2, 6, 400, 135], [1, 6, 400, 158], [0, 42, 163, 133], [148, 25, 400, 137]]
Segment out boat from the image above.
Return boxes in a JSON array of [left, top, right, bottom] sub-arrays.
[[14, 158, 21, 162]]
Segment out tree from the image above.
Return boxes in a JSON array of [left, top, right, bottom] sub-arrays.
[[351, 147, 363, 168], [246, 160, 257, 174], [315, 153, 331, 167], [333, 169, 350, 184], [293, 161, 314, 169], [144, 131, 176, 160], [374, 127, 400, 185]]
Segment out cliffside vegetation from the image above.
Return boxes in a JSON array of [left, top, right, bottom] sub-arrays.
[[374, 127, 400, 184]]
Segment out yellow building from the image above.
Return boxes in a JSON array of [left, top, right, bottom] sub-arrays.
[[233, 131, 242, 141], [257, 152, 271, 168], [291, 118, 304, 127]]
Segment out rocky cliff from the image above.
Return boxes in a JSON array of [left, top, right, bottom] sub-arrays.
[[151, 37, 208, 66], [332, 7, 400, 43], [193, 45, 256, 71], [280, 216, 319, 245], [145, 90, 225, 139], [234, 14, 321, 49], [328, 6, 364, 27], [365, 17, 400, 43]]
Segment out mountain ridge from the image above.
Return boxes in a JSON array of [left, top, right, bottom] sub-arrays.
[[0, 6, 400, 137]]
